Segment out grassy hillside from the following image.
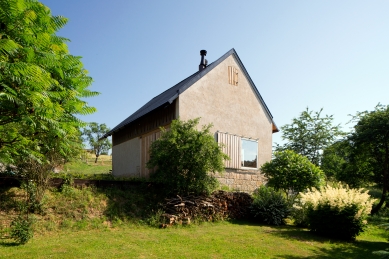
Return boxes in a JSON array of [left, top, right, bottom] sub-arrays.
[[1, 157, 388, 258], [1, 184, 388, 258], [0, 183, 160, 233]]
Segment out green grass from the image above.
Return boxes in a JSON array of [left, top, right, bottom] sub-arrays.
[[1, 184, 389, 258], [61, 160, 111, 176], [0, 222, 388, 259], [59, 153, 112, 175]]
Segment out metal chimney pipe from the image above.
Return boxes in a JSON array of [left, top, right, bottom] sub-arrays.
[[199, 50, 207, 71]]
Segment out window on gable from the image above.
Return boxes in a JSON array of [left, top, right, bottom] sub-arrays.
[[228, 66, 238, 86], [217, 132, 258, 169]]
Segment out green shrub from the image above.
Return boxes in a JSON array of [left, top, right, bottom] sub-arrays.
[[290, 199, 310, 227], [10, 216, 34, 244], [298, 184, 375, 240], [261, 150, 325, 197], [147, 118, 228, 196], [250, 186, 291, 226], [21, 181, 42, 213]]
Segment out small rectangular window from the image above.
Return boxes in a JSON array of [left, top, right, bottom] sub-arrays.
[[241, 139, 258, 168]]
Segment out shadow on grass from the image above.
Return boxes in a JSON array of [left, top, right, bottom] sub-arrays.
[[0, 186, 21, 211], [0, 235, 20, 247], [276, 241, 388, 259], [230, 220, 388, 259], [0, 241, 20, 247], [92, 182, 166, 224]]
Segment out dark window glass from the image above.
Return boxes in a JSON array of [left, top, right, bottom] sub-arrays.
[[241, 139, 257, 168]]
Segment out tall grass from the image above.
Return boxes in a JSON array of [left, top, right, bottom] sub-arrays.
[[0, 183, 165, 236]]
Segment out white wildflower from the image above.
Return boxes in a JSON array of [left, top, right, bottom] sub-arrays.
[[298, 184, 375, 220]]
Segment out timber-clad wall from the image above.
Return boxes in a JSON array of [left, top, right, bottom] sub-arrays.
[[113, 100, 176, 146], [140, 129, 163, 178]]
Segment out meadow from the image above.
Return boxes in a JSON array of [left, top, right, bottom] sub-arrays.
[[61, 153, 112, 175], [1, 219, 387, 258]]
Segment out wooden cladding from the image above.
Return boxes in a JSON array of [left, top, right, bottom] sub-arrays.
[[228, 66, 238, 86], [113, 100, 176, 146], [217, 132, 241, 169], [140, 129, 162, 178]]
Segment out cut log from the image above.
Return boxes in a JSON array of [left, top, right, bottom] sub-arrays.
[[159, 190, 253, 227]]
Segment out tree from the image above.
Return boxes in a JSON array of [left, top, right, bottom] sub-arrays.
[[261, 150, 325, 197], [321, 141, 348, 181], [147, 118, 229, 196], [0, 1, 97, 242], [321, 140, 373, 187], [347, 104, 389, 214], [276, 108, 343, 166], [83, 123, 111, 163], [0, 0, 98, 163]]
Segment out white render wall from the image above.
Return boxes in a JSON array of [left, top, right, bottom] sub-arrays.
[[111, 53, 275, 179], [178, 55, 274, 168], [112, 137, 141, 177]]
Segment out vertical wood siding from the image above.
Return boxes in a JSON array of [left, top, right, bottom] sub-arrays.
[[113, 100, 176, 146], [217, 132, 241, 169], [140, 129, 164, 178]]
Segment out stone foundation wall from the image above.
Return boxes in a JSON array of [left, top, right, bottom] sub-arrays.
[[212, 168, 267, 193]]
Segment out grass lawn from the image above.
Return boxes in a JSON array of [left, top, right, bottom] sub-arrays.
[[1, 174, 388, 258], [0, 221, 387, 259], [62, 161, 112, 175], [60, 154, 112, 175]]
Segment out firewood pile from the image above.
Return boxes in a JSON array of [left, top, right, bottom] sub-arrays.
[[160, 190, 253, 227]]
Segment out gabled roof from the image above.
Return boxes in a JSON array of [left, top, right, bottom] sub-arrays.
[[103, 48, 277, 138]]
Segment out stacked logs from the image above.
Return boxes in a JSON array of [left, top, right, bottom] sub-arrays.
[[160, 190, 253, 227]]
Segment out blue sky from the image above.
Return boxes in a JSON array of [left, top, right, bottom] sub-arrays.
[[40, 0, 389, 145]]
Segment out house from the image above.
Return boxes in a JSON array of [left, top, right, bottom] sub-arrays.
[[102, 48, 278, 192]]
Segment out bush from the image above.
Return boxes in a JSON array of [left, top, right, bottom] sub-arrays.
[[147, 118, 228, 196], [10, 216, 34, 244], [250, 186, 291, 226], [20, 181, 43, 213], [298, 184, 375, 240], [291, 199, 310, 227], [261, 150, 325, 197]]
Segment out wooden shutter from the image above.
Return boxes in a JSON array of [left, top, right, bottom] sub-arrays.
[[217, 132, 241, 169], [228, 66, 239, 86]]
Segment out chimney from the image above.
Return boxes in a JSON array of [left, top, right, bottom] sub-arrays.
[[199, 50, 207, 71]]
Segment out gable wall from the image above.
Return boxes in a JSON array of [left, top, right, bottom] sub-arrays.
[[178, 55, 273, 167]]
